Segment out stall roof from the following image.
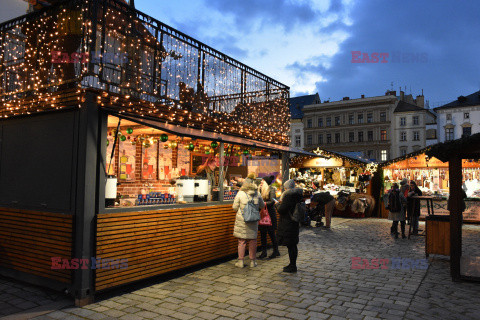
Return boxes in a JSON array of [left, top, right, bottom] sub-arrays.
[[379, 146, 431, 168], [106, 109, 315, 156], [426, 132, 480, 162], [381, 134, 480, 167], [290, 147, 373, 167]]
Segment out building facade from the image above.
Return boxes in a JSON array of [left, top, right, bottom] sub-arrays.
[[392, 100, 436, 158], [289, 94, 320, 150], [302, 91, 433, 161], [434, 90, 480, 143]]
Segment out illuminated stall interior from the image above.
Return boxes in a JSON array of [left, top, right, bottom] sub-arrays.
[[380, 148, 480, 222], [106, 116, 283, 207]]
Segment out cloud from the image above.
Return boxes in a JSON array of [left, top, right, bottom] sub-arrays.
[[288, 0, 480, 103]]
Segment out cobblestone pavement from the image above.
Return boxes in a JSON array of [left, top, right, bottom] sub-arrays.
[[1, 218, 479, 320]]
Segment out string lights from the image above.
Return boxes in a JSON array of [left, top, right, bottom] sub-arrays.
[[0, 0, 290, 147]]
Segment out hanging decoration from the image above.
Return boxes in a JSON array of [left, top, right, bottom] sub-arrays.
[[160, 134, 169, 142], [210, 141, 219, 149], [126, 128, 133, 134]]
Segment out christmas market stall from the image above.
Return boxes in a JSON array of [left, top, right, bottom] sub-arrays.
[[0, 0, 296, 305], [379, 147, 480, 223], [289, 148, 379, 218]]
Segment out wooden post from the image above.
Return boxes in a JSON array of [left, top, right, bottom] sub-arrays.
[[448, 155, 462, 281], [219, 142, 224, 202], [281, 152, 289, 191]]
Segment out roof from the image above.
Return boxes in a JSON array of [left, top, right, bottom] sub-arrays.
[[394, 100, 425, 113], [434, 90, 480, 111], [289, 94, 320, 119], [426, 132, 480, 162]]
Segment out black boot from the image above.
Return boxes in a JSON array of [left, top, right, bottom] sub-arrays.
[[269, 249, 280, 259], [390, 224, 395, 234], [259, 250, 267, 259], [283, 265, 297, 273], [401, 221, 406, 239]]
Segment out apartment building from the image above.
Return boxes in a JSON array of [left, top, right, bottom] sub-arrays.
[[393, 99, 436, 157], [434, 90, 480, 142], [302, 91, 433, 161], [289, 93, 320, 149]]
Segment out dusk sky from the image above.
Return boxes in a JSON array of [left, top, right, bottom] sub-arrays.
[[3, 0, 479, 107]]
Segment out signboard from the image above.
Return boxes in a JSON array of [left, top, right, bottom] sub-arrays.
[[303, 157, 343, 168], [420, 199, 480, 221]]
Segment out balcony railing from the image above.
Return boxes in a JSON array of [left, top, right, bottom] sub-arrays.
[[0, 0, 289, 145]]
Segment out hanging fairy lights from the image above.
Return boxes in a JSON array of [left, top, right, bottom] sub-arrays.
[[0, 0, 290, 146]]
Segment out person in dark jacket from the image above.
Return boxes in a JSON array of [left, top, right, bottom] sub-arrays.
[[276, 179, 303, 273], [311, 191, 335, 228], [258, 176, 280, 259], [407, 181, 422, 234]]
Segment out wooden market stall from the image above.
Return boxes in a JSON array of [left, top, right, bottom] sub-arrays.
[[290, 148, 378, 218], [0, 0, 298, 305], [379, 148, 480, 223], [426, 133, 480, 282]]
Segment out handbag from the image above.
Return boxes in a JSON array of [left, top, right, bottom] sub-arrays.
[[259, 204, 272, 226], [242, 195, 260, 222]]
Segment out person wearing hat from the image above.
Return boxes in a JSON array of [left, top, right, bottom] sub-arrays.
[[258, 175, 280, 259], [276, 179, 303, 273]]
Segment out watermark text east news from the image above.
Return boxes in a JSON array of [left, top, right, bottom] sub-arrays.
[[351, 51, 428, 63]]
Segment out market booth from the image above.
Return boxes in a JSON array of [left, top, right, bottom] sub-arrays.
[[426, 134, 480, 282], [290, 148, 378, 218], [0, 0, 296, 305], [380, 149, 480, 223]]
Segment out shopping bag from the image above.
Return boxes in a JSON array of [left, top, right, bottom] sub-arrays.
[[259, 205, 272, 226]]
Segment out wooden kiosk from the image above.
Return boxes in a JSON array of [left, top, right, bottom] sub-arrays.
[[0, 0, 297, 305]]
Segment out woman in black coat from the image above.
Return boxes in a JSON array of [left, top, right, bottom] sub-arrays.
[[276, 179, 304, 273], [258, 176, 280, 259], [407, 181, 422, 234]]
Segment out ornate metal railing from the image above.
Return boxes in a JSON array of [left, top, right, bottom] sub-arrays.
[[0, 0, 290, 145]]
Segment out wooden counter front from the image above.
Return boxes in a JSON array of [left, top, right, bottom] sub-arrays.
[[0, 208, 73, 284], [96, 204, 269, 291]]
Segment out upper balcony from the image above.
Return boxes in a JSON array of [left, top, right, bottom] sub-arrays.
[[0, 0, 290, 145]]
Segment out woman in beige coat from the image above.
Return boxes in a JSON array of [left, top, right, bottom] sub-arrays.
[[232, 178, 265, 268]]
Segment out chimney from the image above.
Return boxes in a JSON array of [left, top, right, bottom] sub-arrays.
[[361, 94, 365, 99], [343, 97, 350, 101], [400, 90, 405, 100], [385, 90, 396, 96], [416, 95, 424, 108]]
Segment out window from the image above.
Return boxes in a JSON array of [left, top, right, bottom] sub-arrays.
[[413, 116, 419, 125], [326, 117, 331, 127], [335, 116, 340, 126], [463, 127, 472, 137], [358, 132, 364, 142], [318, 118, 323, 127], [358, 114, 364, 124], [306, 134, 312, 145], [367, 113, 373, 123], [400, 117, 406, 126], [367, 131, 373, 141], [348, 114, 354, 125], [335, 133, 341, 143], [413, 131, 420, 141], [349, 132, 354, 142], [464, 112, 470, 119], [318, 134, 323, 144], [381, 130, 387, 141], [445, 128, 454, 141], [294, 129, 300, 133], [381, 150, 387, 161], [326, 134, 332, 144], [307, 119, 312, 128], [400, 131, 407, 141], [380, 112, 386, 122], [400, 148, 407, 156], [295, 135, 301, 147], [446, 114, 452, 121]]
